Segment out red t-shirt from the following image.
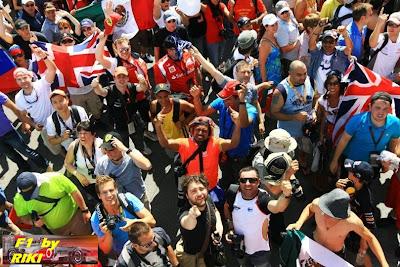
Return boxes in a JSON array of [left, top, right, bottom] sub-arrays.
[[178, 137, 221, 189], [228, 0, 266, 35], [131, 0, 156, 30], [203, 3, 226, 44], [154, 51, 199, 95], [117, 57, 149, 101]]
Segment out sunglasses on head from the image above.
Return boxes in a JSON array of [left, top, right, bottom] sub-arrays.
[[239, 177, 258, 184]]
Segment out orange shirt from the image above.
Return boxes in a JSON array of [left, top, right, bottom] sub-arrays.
[[228, 0, 266, 35], [178, 137, 221, 189]]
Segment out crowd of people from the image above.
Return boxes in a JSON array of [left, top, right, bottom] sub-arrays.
[[1, 0, 400, 266]]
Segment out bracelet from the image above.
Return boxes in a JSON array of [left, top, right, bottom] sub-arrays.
[[239, 102, 246, 105], [126, 148, 132, 155], [80, 208, 89, 213]]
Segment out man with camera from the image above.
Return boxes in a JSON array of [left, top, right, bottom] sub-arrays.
[[90, 175, 156, 259], [116, 221, 179, 267], [224, 166, 293, 267], [95, 132, 152, 209], [46, 89, 88, 154], [330, 91, 400, 177], [175, 175, 224, 267], [13, 171, 92, 235]]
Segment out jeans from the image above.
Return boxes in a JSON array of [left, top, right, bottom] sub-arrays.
[[0, 129, 48, 172], [237, 251, 272, 267], [207, 41, 224, 67], [190, 35, 207, 57]]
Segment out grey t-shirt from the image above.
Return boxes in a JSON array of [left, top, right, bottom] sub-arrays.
[[276, 19, 299, 60], [95, 154, 145, 199]]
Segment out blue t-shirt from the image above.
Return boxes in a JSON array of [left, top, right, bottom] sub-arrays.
[[344, 112, 400, 161], [210, 98, 257, 157], [0, 92, 14, 137], [338, 22, 367, 60], [91, 193, 144, 254]]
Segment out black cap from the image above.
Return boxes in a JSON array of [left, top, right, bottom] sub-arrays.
[[15, 19, 29, 30], [100, 132, 123, 150], [237, 17, 251, 28], [344, 159, 374, 182], [263, 152, 291, 185], [17, 172, 40, 201]]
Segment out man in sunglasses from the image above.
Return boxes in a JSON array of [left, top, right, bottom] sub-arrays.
[[224, 166, 292, 267], [154, 0, 182, 29], [116, 221, 179, 266]]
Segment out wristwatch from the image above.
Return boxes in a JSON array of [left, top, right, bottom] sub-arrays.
[[126, 148, 132, 155]]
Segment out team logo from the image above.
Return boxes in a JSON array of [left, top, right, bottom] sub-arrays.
[[168, 66, 176, 73]]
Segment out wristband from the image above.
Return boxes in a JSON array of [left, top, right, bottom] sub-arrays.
[[80, 208, 90, 213], [126, 148, 132, 155], [239, 102, 246, 105]]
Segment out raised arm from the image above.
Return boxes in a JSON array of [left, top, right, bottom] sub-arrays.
[[369, 9, 388, 49], [267, 180, 292, 213], [191, 46, 225, 85], [153, 110, 184, 151], [190, 85, 216, 116], [95, 32, 112, 69], [220, 109, 241, 152], [91, 77, 108, 97], [286, 198, 317, 230], [0, 11, 13, 44]]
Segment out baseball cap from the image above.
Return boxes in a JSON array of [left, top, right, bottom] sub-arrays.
[[264, 129, 297, 153], [114, 66, 129, 76], [164, 10, 178, 22], [264, 152, 292, 185], [21, 0, 34, 5], [237, 17, 251, 28], [344, 159, 374, 182], [59, 32, 75, 43], [319, 188, 350, 219], [237, 30, 257, 50], [13, 67, 32, 79], [9, 45, 24, 57], [262, 14, 278, 26], [388, 12, 400, 25], [217, 80, 240, 99], [275, 1, 290, 15], [49, 89, 67, 99], [44, 3, 56, 12], [15, 19, 29, 30], [321, 30, 338, 40], [154, 83, 171, 95], [17, 172, 40, 201], [100, 132, 123, 150], [81, 18, 94, 28]]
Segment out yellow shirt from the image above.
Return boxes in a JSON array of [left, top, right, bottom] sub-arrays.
[[320, 0, 341, 20], [162, 106, 185, 139]]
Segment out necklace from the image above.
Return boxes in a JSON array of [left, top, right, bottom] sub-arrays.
[[288, 78, 307, 105], [23, 88, 39, 104]]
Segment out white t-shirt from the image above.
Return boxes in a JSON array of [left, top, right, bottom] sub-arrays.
[[372, 33, 400, 77], [317, 95, 343, 124], [45, 105, 88, 150], [154, 6, 182, 28], [314, 53, 333, 95], [334, 5, 352, 26], [15, 78, 54, 126]]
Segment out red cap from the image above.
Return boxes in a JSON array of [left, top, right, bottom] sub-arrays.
[[217, 80, 241, 99], [104, 13, 122, 36]]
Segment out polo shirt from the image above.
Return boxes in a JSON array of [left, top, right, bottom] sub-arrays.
[[344, 112, 400, 161], [210, 98, 257, 157], [0, 92, 14, 137]]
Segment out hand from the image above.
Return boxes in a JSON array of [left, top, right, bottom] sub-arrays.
[[252, 59, 259, 68], [91, 77, 100, 88], [329, 160, 339, 174], [189, 85, 202, 99], [98, 31, 107, 40], [105, 0, 113, 17], [29, 32, 38, 43], [136, 72, 148, 90], [30, 44, 48, 60], [154, 107, 166, 126], [286, 160, 299, 179], [229, 106, 240, 126], [76, 172, 90, 186], [225, 230, 234, 244], [294, 111, 308, 122], [188, 205, 201, 218], [336, 178, 349, 189], [337, 25, 347, 37], [120, 218, 138, 232], [34, 123, 44, 131], [99, 221, 110, 234], [258, 122, 265, 135], [286, 222, 301, 230], [237, 83, 247, 102], [62, 130, 71, 141], [377, 8, 388, 26], [82, 210, 91, 223], [21, 123, 32, 135], [280, 180, 292, 197], [111, 137, 127, 152], [33, 218, 44, 227]]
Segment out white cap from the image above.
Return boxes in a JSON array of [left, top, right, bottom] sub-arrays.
[[262, 14, 278, 26], [21, 0, 34, 5]]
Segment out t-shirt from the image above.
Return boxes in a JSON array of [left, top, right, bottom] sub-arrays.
[[228, 0, 266, 35], [372, 33, 400, 77], [210, 98, 257, 157], [314, 53, 333, 95], [0, 92, 14, 137], [116, 227, 172, 267], [91, 192, 144, 254], [154, 26, 189, 58], [344, 112, 400, 161], [15, 78, 53, 126], [45, 106, 88, 150], [203, 3, 226, 44], [351, 185, 375, 229], [320, 0, 342, 20], [298, 32, 311, 66], [335, 4, 353, 26], [276, 19, 299, 61], [12, 33, 48, 59], [155, 7, 182, 28], [95, 154, 146, 199], [13, 172, 78, 230]]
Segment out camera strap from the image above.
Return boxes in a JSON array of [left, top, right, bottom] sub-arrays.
[[33, 195, 61, 217], [369, 126, 385, 151], [95, 203, 108, 224], [182, 139, 208, 171], [200, 199, 216, 255], [52, 106, 82, 136]]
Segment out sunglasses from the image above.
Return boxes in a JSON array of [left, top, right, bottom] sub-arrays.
[[322, 39, 335, 44], [327, 81, 339, 86], [59, 27, 70, 30], [61, 38, 74, 44], [167, 19, 176, 23], [82, 27, 92, 32], [12, 54, 24, 58], [280, 10, 289, 15], [24, 3, 34, 7], [137, 235, 156, 248], [119, 47, 130, 53], [161, 0, 170, 2], [239, 177, 258, 184], [387, 22, 400, 28]]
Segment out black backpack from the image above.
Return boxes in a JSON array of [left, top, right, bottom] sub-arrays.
[[367, 33, 389, 69], [329, 4, 353, 29], [155, 98, 181, 123], [225, 184, 271, 215], [51, 105, 82, 137]]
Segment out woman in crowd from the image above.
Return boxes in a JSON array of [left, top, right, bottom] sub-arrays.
[[64, 120, 104, 211], [57, 17, 81, 37]]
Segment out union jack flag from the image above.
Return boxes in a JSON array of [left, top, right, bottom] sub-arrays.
[[332, 61, 400, 144], [32, 33, 110, 90]]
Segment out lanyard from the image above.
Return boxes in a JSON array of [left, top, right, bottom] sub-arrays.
[[58, 108, 76, 132], [288, 78, 307, 105], [81, 144, 96, 170], [368, 126, 385, 150]]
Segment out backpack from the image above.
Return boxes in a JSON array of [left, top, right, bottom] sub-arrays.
[[155, 98, 180, 123], [367, 33, 389, 69], [225, 184, 271, 215], [211, 57, 241, 93], [51, 105, 82, 137], [329, 4, 353, 29]]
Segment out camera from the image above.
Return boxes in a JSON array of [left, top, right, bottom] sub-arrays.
[[174, 164, 187, 177], [290, 178, 304, 198], [344, 180, 355, 196], [69, 130, 77, 139], [105, 214, 121, 230], [369, 153, 381, 168], [87, 168, 95, 178], [211, 233, 227, 266], [219, 29, 229, 39], [228, 232, 245, 259]]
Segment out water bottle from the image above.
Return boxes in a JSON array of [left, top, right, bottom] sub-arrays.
[[355, 251, 366, 266]]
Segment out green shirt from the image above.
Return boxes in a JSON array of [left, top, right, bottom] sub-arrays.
[[14, 172, 78, 230]]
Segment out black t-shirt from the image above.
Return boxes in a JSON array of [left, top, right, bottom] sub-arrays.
[[12, 32, 49, 59], [178, 198, 213, 254], [351, 185, 375, 229], [154, 26, 189, 58], [105, 83, 138, 130]]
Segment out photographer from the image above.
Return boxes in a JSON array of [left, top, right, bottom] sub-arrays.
[[176, 175, 224, 267], [46, 90, 88, 153], [64, 120, 103, 211], [91, 175, 156, 259], [224, 166, 293, 267]]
